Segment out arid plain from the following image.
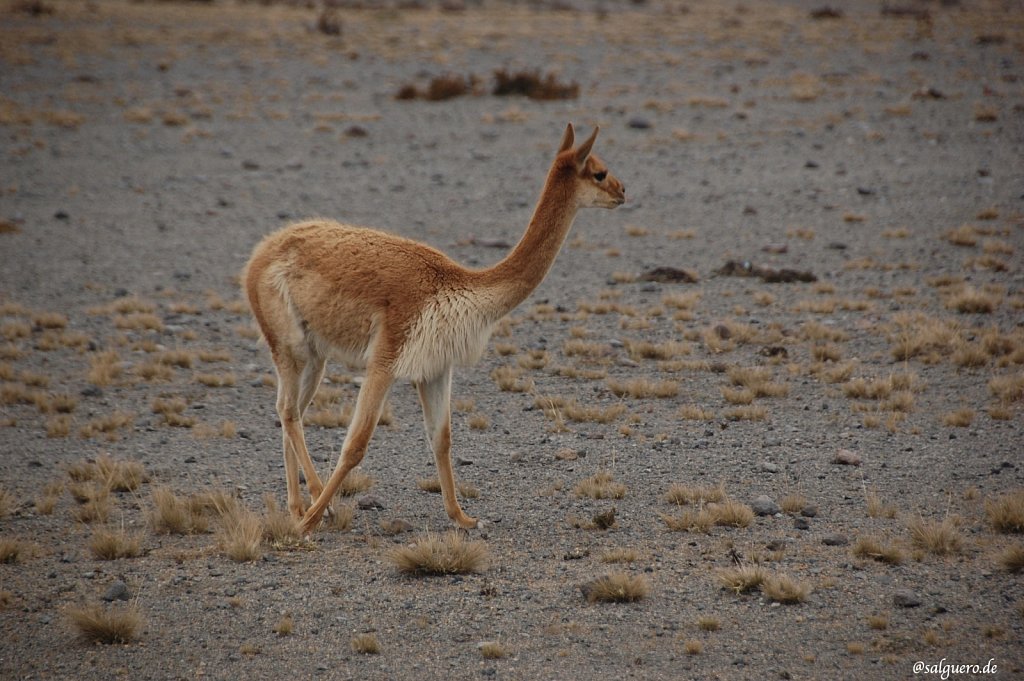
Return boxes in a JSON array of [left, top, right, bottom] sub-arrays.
[[0, 1, 1022, 679]]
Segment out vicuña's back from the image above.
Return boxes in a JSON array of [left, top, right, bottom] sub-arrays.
[[243, 123, 624, 533]]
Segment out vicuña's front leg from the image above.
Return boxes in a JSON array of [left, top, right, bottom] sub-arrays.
[[300, 364, 394, 534], [417, 368, 479, 530]]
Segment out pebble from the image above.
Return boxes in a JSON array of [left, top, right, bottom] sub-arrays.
[[357, 494, 384, 510], [750, 495, 780, 516], [627, 117, 652, 129], [893, 589, 922, 608], [102, 580, 130, 602], [822, 533, 848, 546], [766, 539, 786, 552], [760, 462, 780, 473], [793, 517, 810, 530], [800, 504, 819, 518]]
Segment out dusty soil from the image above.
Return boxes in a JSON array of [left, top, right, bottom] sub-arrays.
[[1, 0, 1023, 679]]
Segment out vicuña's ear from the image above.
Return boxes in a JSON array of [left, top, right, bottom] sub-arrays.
[[558, 123, 575, 153], [574, 126, 599, 165]]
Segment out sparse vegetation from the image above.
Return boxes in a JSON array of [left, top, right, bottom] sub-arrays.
[[574, 471, 627, 500], [580, 572, 649, 603], [853, 537, 904, 565], [986, 491, 1024, 533], [67, 603, 143, 644], [351, 633, 380, 654], [89, 526, 143, 560], [388, 532, 488, 576], [762, 573, 812, 603]]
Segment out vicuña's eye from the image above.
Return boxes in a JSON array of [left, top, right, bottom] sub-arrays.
[[594, 171, 607, 182]]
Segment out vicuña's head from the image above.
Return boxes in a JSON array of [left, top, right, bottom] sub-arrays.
[[554, 123, 625, 209]]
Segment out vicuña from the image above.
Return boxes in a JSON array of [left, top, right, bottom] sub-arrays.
[[243, 123, 625, 533]]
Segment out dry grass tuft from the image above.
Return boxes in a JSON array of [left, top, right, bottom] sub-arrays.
[[351, 633, 381, 654], [95, 454, 147, 492], [684, 639, 703, 655], [87, 351, 123, 386], [946, 286, 999, 314], [574, 471, 627, 500], [79, 411, 134, 440], [479, 641, 507, 659], [338, 468, 374, 496], [389, 532, 488, 576], [262, 496, 304, 548], [325, 504, 355, 532], [709, 499, 755, 528], [148, 487, 207, 535], [866, 490, 899, 519], [853, 536, 904, 565], [697, 616, 720, 632], [490, 366, 534, 393], [908, 517, 963, 556], [661, 508, 714, 533], [986, 491, 1024, 533], [67, 603, 143, 644], [194, 372, 236, 388], [717, 565, 766, 594], [941, 408, 974, 427], [780, 494, 808, 514], [998, 544, 1024, 573], [607, 377, 679, 399], [273, 613, 294, 636], [762, 573, 812, 603], [89, 526, 143, 560], [868, 614, 889, 630], [678, 404, 714, 420], [723, 405, 768, 422], [217, 504, 264, 562], [988, 373, 1024, 405], [0, 538, 31, 564], [581, 572, 649, 603]]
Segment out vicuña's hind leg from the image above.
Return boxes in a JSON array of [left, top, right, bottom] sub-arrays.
[[274, 352, 309, 519], [417, 368, 479, 529], [293, 353, 328, 510], [300, 363, 394, 534]]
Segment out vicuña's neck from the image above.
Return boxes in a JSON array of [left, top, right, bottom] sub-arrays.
[[476, 164, 579, 317]]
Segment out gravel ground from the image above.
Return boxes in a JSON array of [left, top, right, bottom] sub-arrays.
[[1, 1, 1023, 679]]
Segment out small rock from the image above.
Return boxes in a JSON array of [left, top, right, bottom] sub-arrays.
[[627, 117, 652, 130], [766, 539, 786, 552], [760, 462, 780, 473], [832, 449, 862, 466], [54, 209, 69, 220], [455, 456, 474, 466], [893, 589, 922, 608], [761, 242, 788, 254], [379, 518, 413, 535], [102, 581, 130, 602], [800, 504, 819, 518], [357, 494, 384, 510], [793, 517, 810, 530], [751, 495, 780, 516], [242, 160, 260, 170], [822, 533, 848, 546]]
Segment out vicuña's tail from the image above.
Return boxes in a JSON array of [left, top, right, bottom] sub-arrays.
[[242, 252, 280, 358]]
